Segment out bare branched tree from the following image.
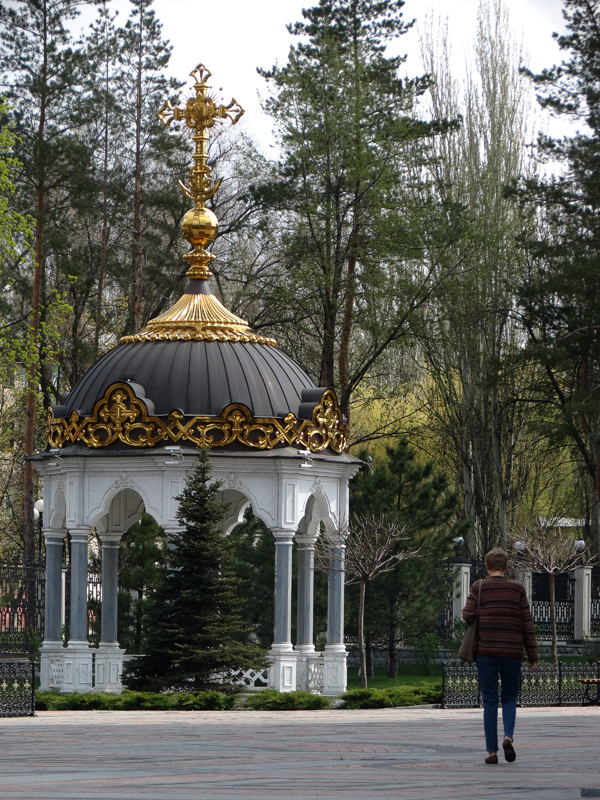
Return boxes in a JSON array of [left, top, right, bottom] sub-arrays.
[[316, 514, 420, 689], [510, 521, 597, 665]]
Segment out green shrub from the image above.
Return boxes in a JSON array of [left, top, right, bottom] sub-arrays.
[[340, 683, 442, 709], [171, 691, 236, 710], [35, 691, 114, 711], [243, 689, 330, 711], [35, 689, 237, 711]]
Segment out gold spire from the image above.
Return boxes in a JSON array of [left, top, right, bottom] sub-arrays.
[[121, 65, 276, 347]]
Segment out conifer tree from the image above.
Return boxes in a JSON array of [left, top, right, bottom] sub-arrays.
[[0, 0, 91, 560], [124, 450, 266, 692], [349, 439, 468, 676], [256, 0, 456, 422]]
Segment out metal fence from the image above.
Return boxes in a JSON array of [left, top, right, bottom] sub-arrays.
[[531, 572, 575, 640], [442, 660, 600, 708], [0, 661, 36, 717], [0, 560, 45, 656], [592, 566, 600, 633]]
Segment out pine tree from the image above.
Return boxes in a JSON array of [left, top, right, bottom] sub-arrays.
[[115, 0, 187, 336], [256, 0, 455, 421], [0, 0, 92, 560], [124, 451, 266, 692], [349, 439, 468, 676]]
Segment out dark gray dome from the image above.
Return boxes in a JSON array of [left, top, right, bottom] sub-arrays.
[[57, 339, 316, 420]]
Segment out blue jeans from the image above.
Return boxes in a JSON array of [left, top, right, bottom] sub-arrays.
[[475, 655, 522, 752]]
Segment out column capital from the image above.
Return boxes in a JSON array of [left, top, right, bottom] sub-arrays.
[[99, 532, 122, 545], [43, 529, 65, 545], [295, 534, 318, 549], [272, 528, 295, 544], [69, 528, 90, 544]]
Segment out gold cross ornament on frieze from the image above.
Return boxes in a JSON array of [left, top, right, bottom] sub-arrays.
[[158, 64, 244, 209]]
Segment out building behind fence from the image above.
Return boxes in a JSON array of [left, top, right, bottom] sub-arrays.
[[447, 560, 600, 644], [443, 660, 600, 708]]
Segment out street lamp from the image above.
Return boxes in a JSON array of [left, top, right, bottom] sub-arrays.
[[34, 499, 43, 561]]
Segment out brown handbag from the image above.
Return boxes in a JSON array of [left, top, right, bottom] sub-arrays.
[[458, 579, 482, 662]]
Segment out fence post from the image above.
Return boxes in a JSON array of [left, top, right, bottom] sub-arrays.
[[442, 662, 446, 709], [558, 661, 562, 707]]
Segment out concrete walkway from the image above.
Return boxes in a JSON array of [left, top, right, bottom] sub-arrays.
[[2, 706, 599, 799]]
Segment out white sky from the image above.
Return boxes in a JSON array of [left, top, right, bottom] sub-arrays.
[[76, 0, 569, 149]]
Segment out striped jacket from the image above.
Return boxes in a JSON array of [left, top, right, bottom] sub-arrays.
[[462, 576, 538, 661]]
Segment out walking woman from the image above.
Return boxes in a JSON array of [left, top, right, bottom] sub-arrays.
[[462, 547, 538, 764]]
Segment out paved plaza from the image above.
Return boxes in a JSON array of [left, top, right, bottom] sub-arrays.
[[1, 705, 599, 799]]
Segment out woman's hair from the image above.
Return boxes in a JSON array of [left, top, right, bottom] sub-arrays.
[[484, 547, 509, 572]]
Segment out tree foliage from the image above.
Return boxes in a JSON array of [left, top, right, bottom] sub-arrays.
[[516, 0, 600, 549]]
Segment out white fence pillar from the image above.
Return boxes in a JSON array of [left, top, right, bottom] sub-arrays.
[[574, 565, 593, 641], [452, 560, 471, 625]]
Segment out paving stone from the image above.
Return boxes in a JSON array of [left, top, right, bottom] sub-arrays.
[[1, 706, 598, 799]]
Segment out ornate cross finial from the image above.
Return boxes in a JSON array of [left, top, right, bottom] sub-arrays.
[[157, 64, 244, 280]]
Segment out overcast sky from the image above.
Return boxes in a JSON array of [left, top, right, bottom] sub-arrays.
[[77, 0, 570, 149]]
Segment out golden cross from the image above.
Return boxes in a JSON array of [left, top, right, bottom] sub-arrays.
[[158, 64, 244, 209]]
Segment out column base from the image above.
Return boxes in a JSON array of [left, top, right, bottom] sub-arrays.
[[61, 641, 93, 693], [294, 644, 316, 691], [322, 646, 347, 696], [267, 647, 298, 692], [40, 641, 66, 692], [94, 644, 125, 694]]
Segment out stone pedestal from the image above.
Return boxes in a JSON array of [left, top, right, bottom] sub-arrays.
[[322, 646, 347, 695], [39, 641, 66, 691], [94, 644, 125, 693], [267, 645, 298, 692], [61, 642, 93, 693]]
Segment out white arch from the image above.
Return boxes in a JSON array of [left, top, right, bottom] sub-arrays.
[[92, 488, 145, 535], [219, 488, 273, 536]]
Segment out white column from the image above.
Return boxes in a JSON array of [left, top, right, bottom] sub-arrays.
[[64, 528, 92, 693], [295, 535, 317, 690], [574, 565, 593, 641], [40, 529, 66, 691], [268, 529, 297, 692], [95, 532, 125, 693], [323, 542, 347, 696]]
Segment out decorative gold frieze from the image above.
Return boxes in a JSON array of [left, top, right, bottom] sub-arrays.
[[47, 383, 348, 453]]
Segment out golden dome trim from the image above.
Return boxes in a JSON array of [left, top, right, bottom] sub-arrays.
[[120, 292, 277, 346], [46, 382, 348, 453]]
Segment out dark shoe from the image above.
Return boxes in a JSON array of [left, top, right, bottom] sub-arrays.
[[502, 738, 516, 762], [485, 754, 498, 764]]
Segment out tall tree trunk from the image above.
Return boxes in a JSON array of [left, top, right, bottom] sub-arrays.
[[133, 29, 143, 333], [94, 45, 111, 358], [338, 185, 360, 421], [549, 572, 557, 666], [358, 577, 368, 689], [24, 7, 49, 563]]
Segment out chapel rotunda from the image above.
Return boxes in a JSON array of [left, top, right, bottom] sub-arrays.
[[34, 65, 359, 695]]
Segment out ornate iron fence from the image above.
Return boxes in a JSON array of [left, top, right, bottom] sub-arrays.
[[591, 566, 600, 634], [0, 559, 45, 656], [0, 661, 35, 716], [442, 660, 600, 708], [530, 572, 575, 640]]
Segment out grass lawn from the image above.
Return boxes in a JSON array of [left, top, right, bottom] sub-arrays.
[[346, 664, 443, 691]]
